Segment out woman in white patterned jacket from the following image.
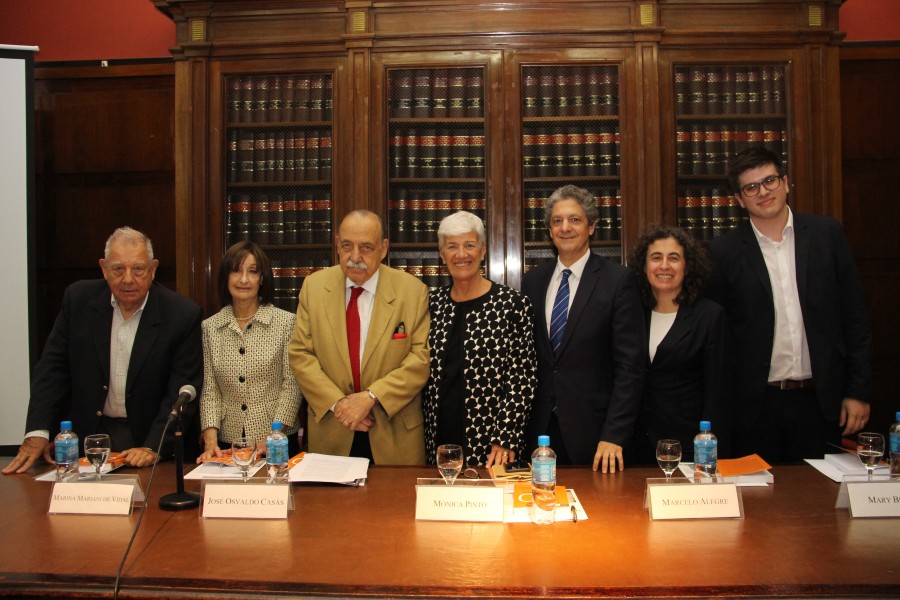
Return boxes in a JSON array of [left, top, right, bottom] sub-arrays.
[[424, 211, 537, 468], [196, 241, 303, 462]]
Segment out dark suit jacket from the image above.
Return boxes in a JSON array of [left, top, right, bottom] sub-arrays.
[[707, 214, 871, 432], [25, 279, 203, 458], [634, 298, 727, 463], [523, 252, 646, 464]]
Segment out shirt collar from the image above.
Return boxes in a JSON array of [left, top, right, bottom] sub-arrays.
[[347, 268, 380, 296], [554, 247, 591, 280], [110, 289, 150, 317], [750, 206, 794, 244]]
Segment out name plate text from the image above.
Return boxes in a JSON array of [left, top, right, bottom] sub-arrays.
[[202, 483, 290, 519], [648, 481, 742, 520], [847, 480, 900, 518], [49, 481, 134, 515], [415, 481, 503, 522]]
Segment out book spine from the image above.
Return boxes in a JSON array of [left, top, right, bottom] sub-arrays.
[[688, 67, 706, 115], [539, 74, 555, 117], [253, 134, 267, 183], [323, 75, 333, 120], [270, 76, 284, 121], [582, 129, 598, 175], [312, 196, 331, 243], [419, 128, 437, 179], [228, 194, 252, 244], [251, 195, 271, 244], [571, 71, 587, 117], [389, 189, 408, 242], [282, 195, 299, 244], [448, 71, 466, 118], [674, 69, 689, 115], [308, 75, 324, 121], [598, 127, 615, 176], [412, 69, 432, 118], [432, 69, 449, 118], [297, 196, 313, 244], [523, 72, 539, 117], [390, 129, 405, 178], [283, 75, 297, 122], [772, 67, 785, 112], [721, 68, 735, 113], [566, 126, 584, 177], [451, 131, 470, 179], [761, 66, 775, 114], [706, 68, 721, 114], [535, 129, 552, 178], [305, 129, 320, 181], [264, 134, 276, 183], [240, 77, 254, 123], [676, 127, 691, 175], [551, 129, 567, 177], [522, 132, 538, 179], [469, 129, 485, 178], [269, 194, 285, 245], [435, 131, 452, 178], [599, 69, 615, 116], [466, 71, 484, 118], [734, 69, 749, 115], [295, 76, 310, 122], [274, 131, 286, 182], [555, 73, 570, 117], [690, 124, 705, 176], [227, 130, 238, 183], [319, 129, 332, 181], [228, 76, 243, 123], [404, 128, 419, 178], [253, 76, 270, 123], [291, 130, 306, 181], [747, 68, 760, 114]]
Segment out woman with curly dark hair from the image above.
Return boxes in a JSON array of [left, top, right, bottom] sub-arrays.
[[627, 225, 727, 464]]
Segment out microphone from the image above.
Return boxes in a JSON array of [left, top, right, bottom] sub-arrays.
[[167, 384, 197, 423]]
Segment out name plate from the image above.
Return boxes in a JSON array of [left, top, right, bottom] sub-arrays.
[[415, 479, 504, 522], [49, 481, 135, 515], [201, 482, 290, 519], [647, 480, 742, 520], [846, 480, 900, 518]]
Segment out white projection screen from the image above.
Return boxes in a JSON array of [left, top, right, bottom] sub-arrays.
[[0, 45, 37, 447]]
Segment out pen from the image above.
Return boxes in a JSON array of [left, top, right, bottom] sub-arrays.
[[567, 489, 578, 523]]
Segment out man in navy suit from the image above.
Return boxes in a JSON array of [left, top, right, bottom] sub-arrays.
[[707, 147, 871, 463], [523, 185, 646, 471], [3, 227, 203, 474]]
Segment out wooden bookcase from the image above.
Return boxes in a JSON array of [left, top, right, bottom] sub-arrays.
[[156, 0, 844, 313]]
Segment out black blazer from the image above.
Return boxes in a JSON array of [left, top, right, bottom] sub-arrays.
[[522, 252, 646, 464], [707, 214, 871, 431], [25, 279, 203, 457], [634, 298, 727, 463]]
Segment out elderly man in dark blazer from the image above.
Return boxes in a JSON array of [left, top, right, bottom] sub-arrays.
[[3, 227, 203, 474], [707, 146, 871, 463], [523, 185, 646, 472]]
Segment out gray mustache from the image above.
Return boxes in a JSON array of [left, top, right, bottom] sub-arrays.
[[345, 259, 367, 270]]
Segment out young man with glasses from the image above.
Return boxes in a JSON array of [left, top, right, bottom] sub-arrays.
[[706, 146, 871, 463]]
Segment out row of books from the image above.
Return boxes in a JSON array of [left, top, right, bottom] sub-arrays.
[[227, 129, 332, 183], [388, 68, 484, 119], [676, 124, 787, 176], [227, 193, 332, 246], [674, 65, 786, 116], [389, 192, 487, 244], [389, 128, 485, 179], [522, 66, 619, 118], [389, 258, 453, 290], [524, 189, 621, 242], [676, 188, 746, 241], [227, 74, 333, 123], [523, 126, 620, 178]]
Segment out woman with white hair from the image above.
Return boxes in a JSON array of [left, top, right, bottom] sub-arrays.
[[424, 211, 537, 467]]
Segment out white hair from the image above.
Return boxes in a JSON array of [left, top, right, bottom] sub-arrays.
[[104, 227, 154, 261], [437, 211, 486, 249]]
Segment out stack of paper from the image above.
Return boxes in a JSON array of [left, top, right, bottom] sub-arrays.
[[806, 452, 890, 482], [288, 453, 369, 486], [677, 454, 774, 486]]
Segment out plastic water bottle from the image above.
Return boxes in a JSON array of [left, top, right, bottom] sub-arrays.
[[54, 421, 79, 482], [266, 420, 290, 484], [530, 435, 557, 525], [693, 420, 718, 478], [890, 411, 900, 476]]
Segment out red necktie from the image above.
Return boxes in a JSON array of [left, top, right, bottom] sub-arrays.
[[346, 286, 364, 393]]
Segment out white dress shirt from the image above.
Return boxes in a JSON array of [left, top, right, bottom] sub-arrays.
[[750, 207, 812, 381], [544, 248, 591, 336]]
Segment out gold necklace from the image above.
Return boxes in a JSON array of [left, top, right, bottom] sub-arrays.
[[234, 308, 258, 321]]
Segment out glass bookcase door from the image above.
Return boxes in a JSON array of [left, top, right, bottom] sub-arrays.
[[673, 63, 790, 240], [223, 72, 335, 313], [520, 64, 623, 274], [385, 66, 488, 290]]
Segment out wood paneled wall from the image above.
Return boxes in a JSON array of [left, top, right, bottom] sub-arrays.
[[34, 61, 176, 351], [840, 44, 900, 435]]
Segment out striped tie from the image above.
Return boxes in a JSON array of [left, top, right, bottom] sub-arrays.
[[549, 269, 571, 356]]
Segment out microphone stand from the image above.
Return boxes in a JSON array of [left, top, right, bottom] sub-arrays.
[[158, 409, 200, 511]]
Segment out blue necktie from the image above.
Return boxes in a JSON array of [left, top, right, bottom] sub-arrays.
[[549, 269, 571, 355]]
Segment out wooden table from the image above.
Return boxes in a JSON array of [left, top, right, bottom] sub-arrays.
[[1, 458, 898, 599]]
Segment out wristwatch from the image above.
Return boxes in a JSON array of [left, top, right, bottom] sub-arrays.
[[366, 389, 379, 405]]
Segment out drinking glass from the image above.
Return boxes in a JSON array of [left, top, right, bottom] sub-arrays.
[[857, 432, 885, 481], [656, 439, 682, 480], [84, 434, 111, 480], [231, 437, 258, 483], [436, 444, 463, 485]]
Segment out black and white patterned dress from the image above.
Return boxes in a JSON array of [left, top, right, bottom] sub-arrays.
[[424, 282, 537, 466]]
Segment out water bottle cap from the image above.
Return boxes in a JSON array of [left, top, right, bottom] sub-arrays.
[[272, 420, 283, 430], [699, 420, 711, 431], [538, 435, 550, 447], [60, 421, 73, 431]]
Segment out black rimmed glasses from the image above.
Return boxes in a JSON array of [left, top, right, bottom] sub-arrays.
[[739, 174, 784, 197]]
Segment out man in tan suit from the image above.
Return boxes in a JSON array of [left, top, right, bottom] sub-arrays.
[[289, 210, 430, 464]]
